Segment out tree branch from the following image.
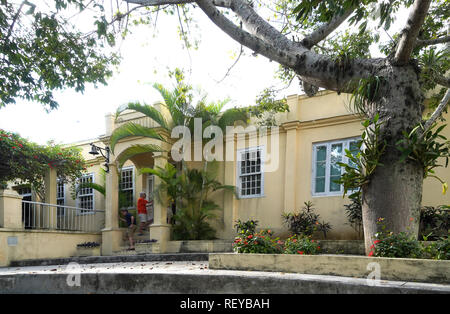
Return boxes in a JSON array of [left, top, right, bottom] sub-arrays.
[[227, 0, 300, 53], [434, 74, 450, 88], [301, 8, 354, 49], [126, 0, 231, 8], [393, 0, 432, 65], [420, 88, 450, 138], [415, 35, 450, 49], [126, 0, 383, 93]]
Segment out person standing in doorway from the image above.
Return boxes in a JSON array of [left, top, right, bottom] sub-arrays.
[[137, 192, 153, 236]]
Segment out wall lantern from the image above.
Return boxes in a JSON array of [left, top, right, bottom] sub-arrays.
[[89, 143, 110, 173]]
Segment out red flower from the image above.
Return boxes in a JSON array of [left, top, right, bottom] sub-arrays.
[[297, 251, 304, 255], [58, 153, 62, 155], [311, 240, 314, 243], [317, 246, 320, 250], [18, 143, 23, 147], [373, 240, 380, 244], [368, 251, 374, 257], [33, 155, 38, 159], [244, 241, 248, 245], [12, 146, 16, 149], [247, 235, 253, 239]]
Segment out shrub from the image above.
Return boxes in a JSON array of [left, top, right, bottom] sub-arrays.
[[282, 201, 331, 238], [283, 235, 321, 255], [419, 205, 449, 240], [369, 218, 423, 258], [423, 237, 450, 260], [370, 232, 423, 258], [233, 229, 283, 254], [343, 190, 363, 238], [233, 220, 282, 254], [234, 219, 258, 236]]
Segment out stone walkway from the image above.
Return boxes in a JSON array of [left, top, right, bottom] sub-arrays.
[[0, 260, 449, 294]]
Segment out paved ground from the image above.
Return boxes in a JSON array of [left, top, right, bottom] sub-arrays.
[[0, 260, 449, 294], [0, 260, 210, 275]]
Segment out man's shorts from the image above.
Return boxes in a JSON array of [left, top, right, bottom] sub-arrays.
[[139, 213, 148, 222], [125, 224, 137, 239]]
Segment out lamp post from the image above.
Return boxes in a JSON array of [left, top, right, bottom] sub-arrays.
[[89, 143, 110, 173]]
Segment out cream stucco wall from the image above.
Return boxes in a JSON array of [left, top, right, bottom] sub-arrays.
[[0, 229, 101, 266], [64, 91, 450, 242]]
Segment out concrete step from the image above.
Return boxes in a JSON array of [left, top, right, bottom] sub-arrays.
[[8, 253, 209, 268], [1, 262, 449, 294]]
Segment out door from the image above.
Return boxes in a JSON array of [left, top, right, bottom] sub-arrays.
[[18, 187, 32, 229]]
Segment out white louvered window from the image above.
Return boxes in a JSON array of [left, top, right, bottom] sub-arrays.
[[120, 167, 134, 209], [77, 173, 94, 213], [237, 146, 264, 198]]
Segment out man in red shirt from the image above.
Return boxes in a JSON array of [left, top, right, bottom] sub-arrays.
[[137, 192, 153, 235]]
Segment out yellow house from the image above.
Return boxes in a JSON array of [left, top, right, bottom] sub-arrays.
[[1, 90, 448, 265], [57, 90, 450, 244]]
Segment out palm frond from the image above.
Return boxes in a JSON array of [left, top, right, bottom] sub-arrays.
[[110, 122, 166, 154], [75, 182, 106, 196]]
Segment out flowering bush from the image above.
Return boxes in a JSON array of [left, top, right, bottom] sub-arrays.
[[233, 229, 283, 254], [0, 129, 86, 199], [283, 235, 321, 255], [369, 218, 423, 258], [369, 232, 423, 258]]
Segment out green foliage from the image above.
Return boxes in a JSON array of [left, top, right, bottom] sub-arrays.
[[420, 205, 449, 240], [348, 76, 385, 117], [418, 48, 449, 92], [233, 227, 283, 254], [282, 201, 332, 238], [337, 114, 386, 196], [0, 0, 119, 110], [234, 219, 259, 236], [370, 218, 449, 260], [396, 123, 449, 193], [370, 231, 423, 258], [246, 88, 289, 126], [283, 235, 321, 255], [0, 128, 85, 200], [145, 163, 236, 241], [343, 190, 363, 237], [423, 237, 450, 260]]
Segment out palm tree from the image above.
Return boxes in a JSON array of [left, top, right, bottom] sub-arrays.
[[142, 162, 236, 240]]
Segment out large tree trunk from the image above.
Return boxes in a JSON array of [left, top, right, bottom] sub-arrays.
[[361, 65, 425, 254]]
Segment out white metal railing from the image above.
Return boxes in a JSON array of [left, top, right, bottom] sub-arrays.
[[21, 201, 105, 232]]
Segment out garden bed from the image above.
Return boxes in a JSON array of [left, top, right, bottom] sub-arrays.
[[209, 253, 450, 284]]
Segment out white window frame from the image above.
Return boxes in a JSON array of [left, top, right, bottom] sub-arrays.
[[56, 179, 65, 216], [76, 173, 95, 215], [236, 146, 265, 199], [120, 166, 135, 209], [312, 137, 359, 197]]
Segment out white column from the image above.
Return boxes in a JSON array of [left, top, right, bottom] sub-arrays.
[[149, 152, 171, 252], [101, 162, 123, 255]]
